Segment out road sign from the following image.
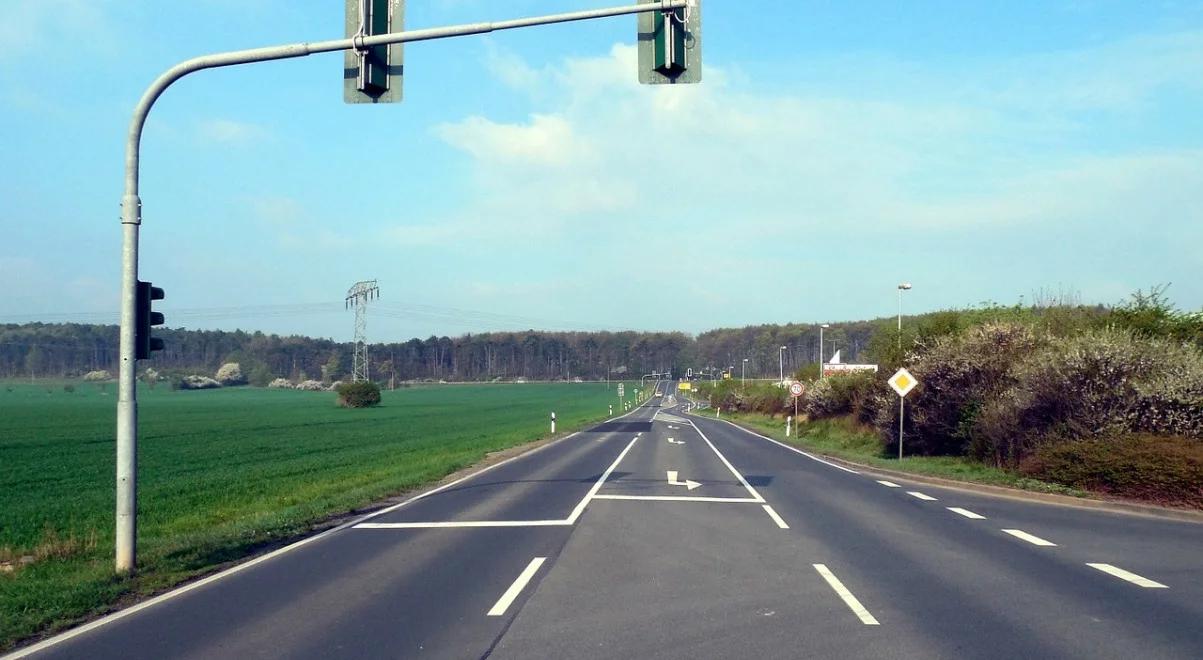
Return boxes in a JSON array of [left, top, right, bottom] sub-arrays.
[[345, 0, 405, 103], [678, 382, 692, 391], [617, 383, 625, 398], [789, 381, 805, 398], [888, 368, 918, 397], [637, 0, 701, 84]]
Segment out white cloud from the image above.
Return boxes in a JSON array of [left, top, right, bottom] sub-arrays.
[[198, 118, 269, 145], [435, 114, 587, 167]]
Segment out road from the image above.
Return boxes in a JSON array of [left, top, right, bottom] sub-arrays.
[[12, 387, 1203, 659]]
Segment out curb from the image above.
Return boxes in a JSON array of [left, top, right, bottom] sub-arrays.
[[705, 415, 1203, 525]]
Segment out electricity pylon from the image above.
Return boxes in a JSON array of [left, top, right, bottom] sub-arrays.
[[345, 280, 379, 382]]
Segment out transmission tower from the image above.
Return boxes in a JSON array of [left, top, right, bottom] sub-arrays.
[[345, 280, 380, 383]]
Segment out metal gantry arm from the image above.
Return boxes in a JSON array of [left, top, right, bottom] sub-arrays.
[[115, 0, 694, 573]]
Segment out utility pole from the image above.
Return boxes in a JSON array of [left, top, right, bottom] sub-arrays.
[[111, 0, 700, 574], [346, 280, 379, 383]]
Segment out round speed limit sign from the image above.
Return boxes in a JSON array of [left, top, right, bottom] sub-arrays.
[[789, 381, 805, 397]]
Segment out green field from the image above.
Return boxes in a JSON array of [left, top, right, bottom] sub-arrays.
[[0, 380, 635, 649]]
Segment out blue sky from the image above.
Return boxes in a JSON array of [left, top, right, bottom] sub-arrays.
[[1, 1, 1201, 341]]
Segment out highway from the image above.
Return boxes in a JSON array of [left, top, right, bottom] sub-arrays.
[[13, 386, 1203, 659]]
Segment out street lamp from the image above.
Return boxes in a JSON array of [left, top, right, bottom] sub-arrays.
[[897, 282, 912, 353], [819, 323, 830, 380], [779, 345, 787, 384], [742, 358, 749, 387]]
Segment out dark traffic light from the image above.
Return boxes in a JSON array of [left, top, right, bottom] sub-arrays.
[[135, 280, 165, 360]]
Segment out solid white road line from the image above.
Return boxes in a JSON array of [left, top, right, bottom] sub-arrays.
[[357, 520, 570, 529], [1086, 563, 1168, 588], [688, 422, 767, 503], [813, 564, 880, 625], [1002, 529, 1057, 546], [716, 420, 859, 474], [947, 507, 986, 520], [566, 436, 640, 523], [592, 494, 762, 503], [487, 557, 547, 616], [3, 405, 655, 659], [762, 505, 790, 529], [907, 491, 937, 501], [876, 480, 901, 488]]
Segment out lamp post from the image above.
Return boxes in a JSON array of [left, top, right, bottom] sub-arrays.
[[897, 282, 912, 353], [819, 323, 830, 380], [779, 345, 787, 384], [742, 358, 749, 387]]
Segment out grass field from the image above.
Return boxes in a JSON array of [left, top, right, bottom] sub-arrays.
[[0, 380, 635, 650]]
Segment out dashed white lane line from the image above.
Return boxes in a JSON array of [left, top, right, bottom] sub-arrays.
[[762, 505, 790, 529], [947, 507, 986, 520], [876, 480, 901, 488], [487, 557, 547, 616], [813, 564, 880, 625], [1002, 529, 1057, 547], [907, 491, 937, 501], [1087, 563, 1168, 588]]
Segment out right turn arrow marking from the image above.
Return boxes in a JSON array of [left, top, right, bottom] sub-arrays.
[[667, 470, 701, 490]]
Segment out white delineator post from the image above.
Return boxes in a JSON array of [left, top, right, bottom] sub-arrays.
[[786, 416, 792, 437], [550, 411, 556, 434]]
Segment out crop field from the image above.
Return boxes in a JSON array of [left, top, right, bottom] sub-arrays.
[[0, 380, 634, 649]]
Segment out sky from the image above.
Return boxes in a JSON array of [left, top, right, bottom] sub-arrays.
[[1, 0, 1201, 342]]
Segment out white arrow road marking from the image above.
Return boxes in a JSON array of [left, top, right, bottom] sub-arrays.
[[667, 470, 701, 490], [667, 437, 686, 445]]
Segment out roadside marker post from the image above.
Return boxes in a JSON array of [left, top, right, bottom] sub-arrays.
[[887, 368, 919, 459], [111, 0, 698, 574], [786, 416, 792, 437], [550, 411, 556, 434]]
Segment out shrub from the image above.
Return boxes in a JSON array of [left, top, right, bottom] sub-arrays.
[[975, 329, 1203, 466], [62, 384, 75, 394], [1020, 434, 1203, 508], [803, 372, 876, 421], [336, 381, 382, 408], [267, 378, 293, 389], [178, 375, 222, 390], [295, 380, 326, 392], [875, 323, 1045, 457], [82, 370, 111, 382], [215, 362, 247, 386]]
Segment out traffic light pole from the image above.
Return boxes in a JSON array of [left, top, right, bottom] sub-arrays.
[[114, 0, 693, 573]]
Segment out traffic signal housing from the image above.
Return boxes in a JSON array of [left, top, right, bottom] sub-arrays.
[[638, 0, 702, 84], [135, 280, 165, 360], [344, 0, 405, 103]]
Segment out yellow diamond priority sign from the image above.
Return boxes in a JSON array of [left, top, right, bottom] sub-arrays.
[[888, 368, 918, 397]]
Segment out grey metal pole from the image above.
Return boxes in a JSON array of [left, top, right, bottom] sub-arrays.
[[898, 397, 905, 460], [897, 288, 903, 352], [113, 0, 691, 575], [819, 326, 824, 380]]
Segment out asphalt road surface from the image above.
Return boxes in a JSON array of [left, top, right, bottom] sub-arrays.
[[12, 387, 1203, 659]]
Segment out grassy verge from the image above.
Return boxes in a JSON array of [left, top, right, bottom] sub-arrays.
[[0, 381, 635, 650], [718, 412, 1085, 497]]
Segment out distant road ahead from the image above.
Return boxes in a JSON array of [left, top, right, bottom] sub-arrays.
[[14, 393, 1203, 659]]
